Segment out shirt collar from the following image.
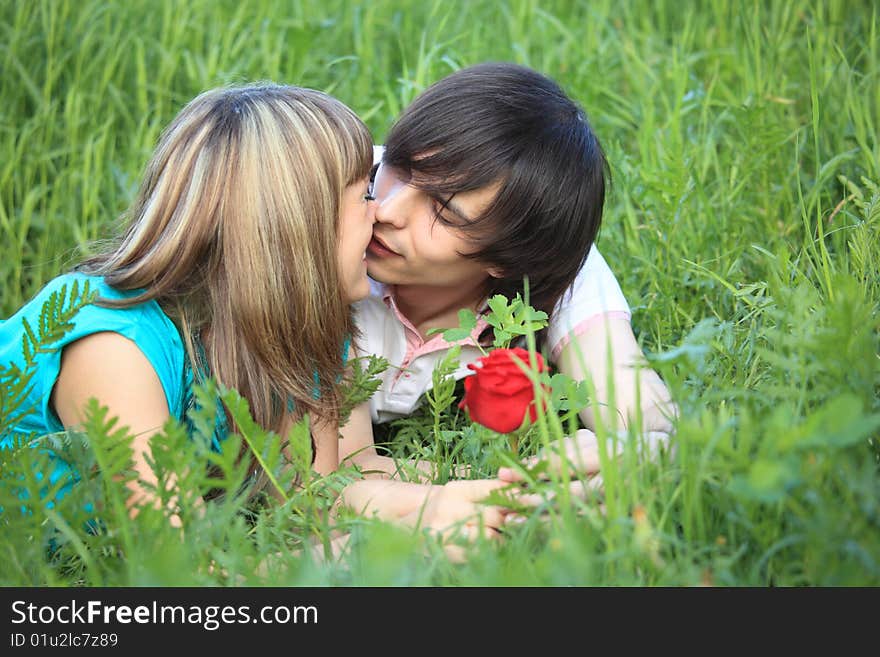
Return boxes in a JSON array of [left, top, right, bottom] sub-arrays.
[[376, 280, 490, 348]]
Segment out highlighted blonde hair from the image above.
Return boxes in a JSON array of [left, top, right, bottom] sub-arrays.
[[81, 83, 372, 431]]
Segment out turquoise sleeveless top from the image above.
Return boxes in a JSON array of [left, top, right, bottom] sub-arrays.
[[1, 272, 348, 508], [0, 273, 221, 504]]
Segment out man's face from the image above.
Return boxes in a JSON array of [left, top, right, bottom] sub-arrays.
[[365, 161, 499, 289]]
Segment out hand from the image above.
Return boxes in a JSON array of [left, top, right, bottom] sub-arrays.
[[497, 428, 606, 483], [404, 456, 473, 482], [400, 479, 511, 543], [497, 428, 671, 484], [335, 478, 514, 562], [496, 430, 608, 526], [402, 479, 514, 564]]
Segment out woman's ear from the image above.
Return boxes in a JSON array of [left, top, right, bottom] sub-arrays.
[[486, 266, 504, 279]]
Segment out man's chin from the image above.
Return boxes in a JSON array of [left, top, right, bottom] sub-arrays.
[[365, 262, 396, 284]]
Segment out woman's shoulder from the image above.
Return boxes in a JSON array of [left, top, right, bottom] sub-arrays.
[[2, 271, 188, 413], [13, 272, 178, 343], [1, 273, 105, 349], [1, 272, 190, 436], [5, 272, 144, 318]]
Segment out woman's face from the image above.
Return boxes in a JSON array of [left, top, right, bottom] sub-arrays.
[[337, 176, 377, 303]]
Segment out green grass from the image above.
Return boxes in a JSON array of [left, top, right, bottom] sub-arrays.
[[1, 0, 878, 586]]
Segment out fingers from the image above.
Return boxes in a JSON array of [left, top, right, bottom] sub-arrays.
[[420, 493, 513, 563], [504, 494, 608, 528], [447, 505, 507, 538], [443, 544, 468, 564], [498, 429, 617, 483], [480, 506, 508, 532], [438, 519, 503, 564], [501, 477, 605, 529], [413, 480, 511, 536], [508, 476, 604, 509], [446, 478, 509, 502], [449, 521, 502, 543], [497, 465, 528, 483], [429, 502, 507, 545]]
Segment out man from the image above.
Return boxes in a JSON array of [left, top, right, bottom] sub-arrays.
[[340, 62, 676, 482]]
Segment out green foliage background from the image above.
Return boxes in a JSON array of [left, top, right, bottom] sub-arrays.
[[1, 0, 878, 585]]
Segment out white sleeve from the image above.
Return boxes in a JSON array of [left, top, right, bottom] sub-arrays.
[[546, 244, 631, 360], [373, 145, 384, 165]]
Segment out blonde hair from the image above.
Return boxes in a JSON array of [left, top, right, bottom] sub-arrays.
[[80, 83, 372, 434]]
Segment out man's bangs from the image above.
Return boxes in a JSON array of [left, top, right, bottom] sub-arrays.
[[387, 144, 508, 198]]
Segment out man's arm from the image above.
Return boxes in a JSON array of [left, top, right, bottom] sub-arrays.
[[556, 315, 676, 435], [500, 316, 676, 485]]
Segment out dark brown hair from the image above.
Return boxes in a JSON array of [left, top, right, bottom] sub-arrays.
[[384, 62, 608, 314]]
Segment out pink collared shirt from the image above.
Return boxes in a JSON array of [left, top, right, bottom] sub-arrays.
[[353, 244, 631, 424]]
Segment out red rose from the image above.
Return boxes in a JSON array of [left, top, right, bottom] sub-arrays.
[[458, 347, 548, 434]]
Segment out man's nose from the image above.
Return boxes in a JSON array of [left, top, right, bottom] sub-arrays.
[[375, 179, 418, 229], [366, 197, 378, 224]]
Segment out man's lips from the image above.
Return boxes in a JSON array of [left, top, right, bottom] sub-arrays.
[[367, 235, 402, 257]]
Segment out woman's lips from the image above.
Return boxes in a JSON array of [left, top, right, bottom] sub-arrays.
[[367, 236, 401, 258]]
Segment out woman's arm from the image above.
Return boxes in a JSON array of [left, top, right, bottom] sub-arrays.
[[337, 400, 435, 481], [302, 413, 339, 477], [51, 331, 177, 518], [336, 478, 509, 539], [335, 342, 434, 481]]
